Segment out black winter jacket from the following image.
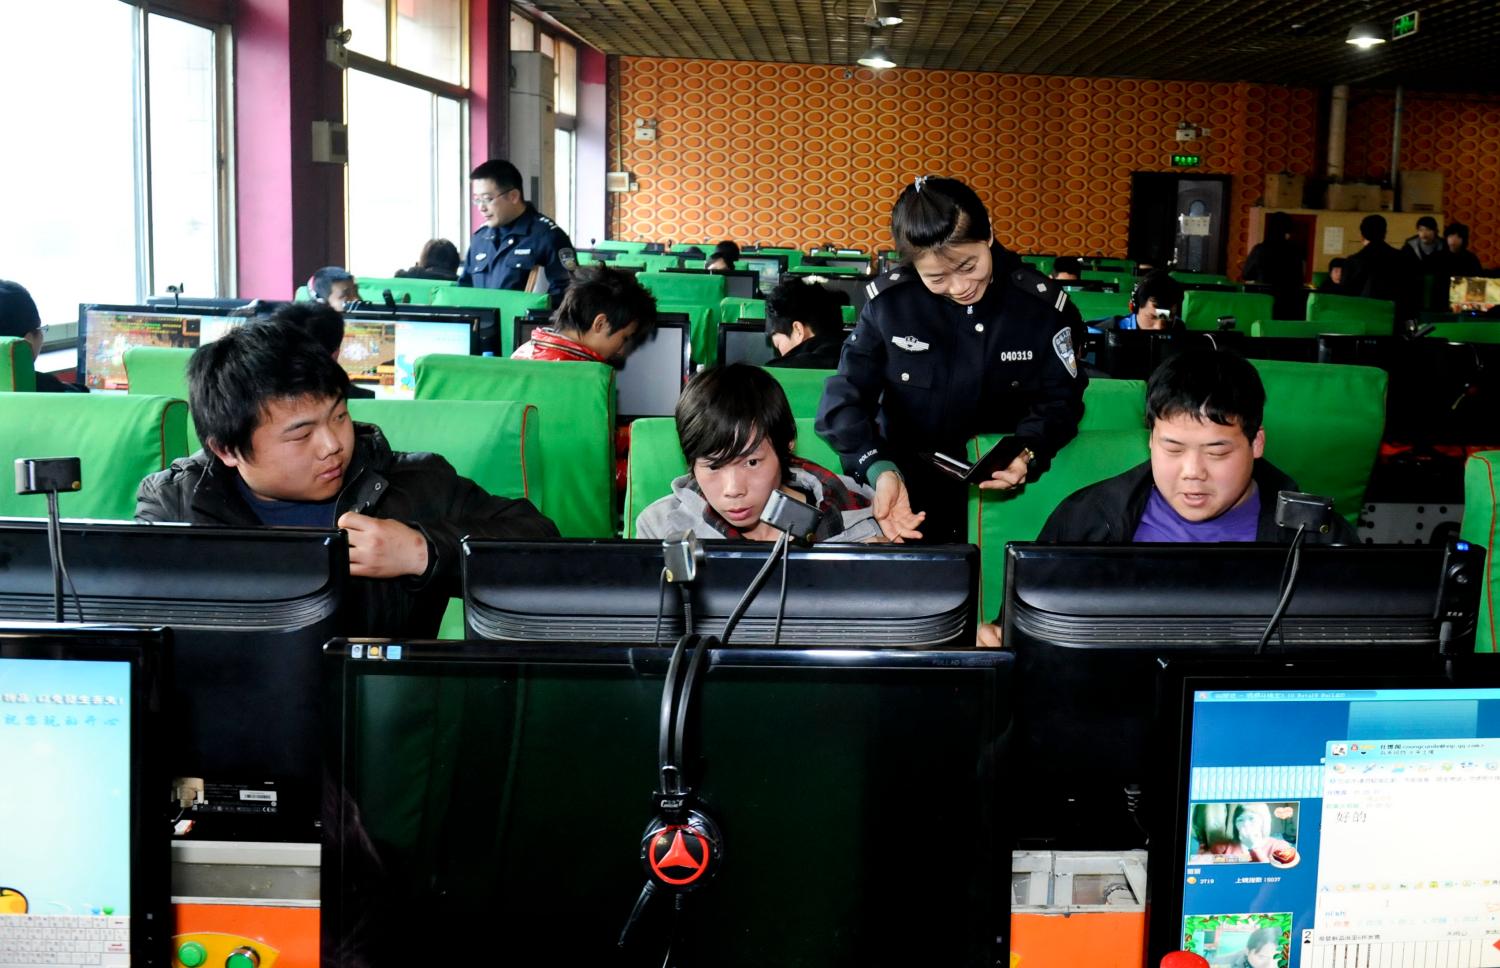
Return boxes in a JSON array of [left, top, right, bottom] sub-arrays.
[[135, 422, 559, 636], [1037, 458, 1359, 544]]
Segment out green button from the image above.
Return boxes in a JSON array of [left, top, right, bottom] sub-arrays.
[[177, 942, 208, 968], [225, 951, 259, 968]]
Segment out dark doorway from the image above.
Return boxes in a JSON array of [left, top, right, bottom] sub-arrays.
[[1128, 173, 1233, 274]]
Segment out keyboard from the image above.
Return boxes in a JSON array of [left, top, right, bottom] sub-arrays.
[[0, 915, 131, 967]]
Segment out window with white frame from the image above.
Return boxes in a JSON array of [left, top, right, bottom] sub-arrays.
[[0, 1, 229, 326]]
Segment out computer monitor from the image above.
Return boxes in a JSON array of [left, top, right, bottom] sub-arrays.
[[1147, 653, 1500, 968], [345, 302, 500, 355], [662, 267, 761, 299], [145, 296, 254, 311], [0, 623, 170, 965], [803, 255, 874, 273], [812, 273, 874, 315], [463, 539, 978, 647], [717, 321, 775, 367], [331, 311, 475, 398], [77, 304, 240, 390], [1000, 541, 1484, 848], [514, 312, 691, 419], [1059, 279, 1121, 293], [1084, 329, 1249, 379], [322, 639, 1012, 966], [0, 520, 346, 840], [737, 253, 789, 292]]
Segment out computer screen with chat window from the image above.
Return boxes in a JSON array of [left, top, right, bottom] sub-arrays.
[[1166, 674, 1500, 968]]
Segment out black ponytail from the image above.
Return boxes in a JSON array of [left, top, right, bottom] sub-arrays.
[[890, 176, 992, 259]]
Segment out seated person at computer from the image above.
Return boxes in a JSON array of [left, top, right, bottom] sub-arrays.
[[395, 238, 462, 281], [1051, 256, 1083, 281], [1096, 270, 1184, 331], [1318, 257, 1346, 292], [1039, 347, 1356, 543], [262, 301, 375, 398], [763, 278, 847, 370], [135, 319, 559, 637], [705, 241, 741, 273], [636, 364, 900, 542], [512, 264, 659, 366], [0, 279, 86, 392], [308, 265, 359, 311]]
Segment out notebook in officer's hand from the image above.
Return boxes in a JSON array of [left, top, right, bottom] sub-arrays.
[[924, 436, 1031, 485]]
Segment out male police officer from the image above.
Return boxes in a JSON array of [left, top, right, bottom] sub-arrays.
[[461, 159, 577, 303]]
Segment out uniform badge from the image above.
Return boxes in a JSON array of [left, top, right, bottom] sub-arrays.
[[1036, 282, 1047, 293], [475, 252, 487, 261], [892, 336, 930, 352], [1052, 328, 1078, 379], [559, 247, 579, 272], [516, 248, 533, 255]]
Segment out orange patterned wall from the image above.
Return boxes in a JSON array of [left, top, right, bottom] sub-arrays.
[[1344, 90, 1500, 263], [608, 57, 1320, 272]]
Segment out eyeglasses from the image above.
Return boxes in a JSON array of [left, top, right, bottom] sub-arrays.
[[472, 189, 517, 206]]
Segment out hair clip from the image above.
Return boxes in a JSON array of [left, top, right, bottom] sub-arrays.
[[914, 175, 929, 192]]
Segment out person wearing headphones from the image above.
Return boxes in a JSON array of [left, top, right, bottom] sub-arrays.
[[816, 176, 1087, 543], [1097, 270, 1185, 331]]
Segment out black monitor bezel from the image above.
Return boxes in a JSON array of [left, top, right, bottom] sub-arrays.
[[515, 312, 692, 418], [0, 623, 173, 966], [1145, 653, 1500, 966], [717, 320, 773, 367], [660, 267, 762, 298], [76, 302, 241, 389], [343, 303, 495, 356]]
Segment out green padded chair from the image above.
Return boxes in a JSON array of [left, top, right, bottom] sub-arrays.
[[1086, 258, 1134, 273], [643, 255, 681, 272], [1311, 272, 1330, 289], [1080, 270, 1129, 288], [414, 355, 614, 538], [431, 287, 551, 355], [1252, 359, 1386, 525], [1020, 255, 1055, 275], [1069, 291, 1130, 322], [1460, 451, 1500, 652], [1305, 292, 1395, 336], [765, 367, 835, 419], [968, 429, 1151, 620], [622, 416, 843, 538], [124, 347, 198, 451], [1, 337, 37, 391], [1079, 378, 1146, 431], [611, 255, 648, 268], [639, 273, 727, 364], [720, 298, 766, 324], [1422, 323, 1500, 346], [658, 303, 717, 366], [593, 240, 650, 253], [355, 277, 456, 305], [1182, 290, 1274, 333], [670, 243, 713, 254], [0, 393, 188, 520], [1174, 273, 1233, 285], [1251, 318, 1366, 338], [346, 397, 542, 641]]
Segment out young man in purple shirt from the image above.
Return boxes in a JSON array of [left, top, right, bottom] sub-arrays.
[[1037, 347, 1358, 544]]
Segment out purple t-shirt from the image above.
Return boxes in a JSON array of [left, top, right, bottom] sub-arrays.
[[1132, 485, 1260, 542]]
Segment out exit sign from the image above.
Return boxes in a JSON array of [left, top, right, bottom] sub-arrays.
[[1392, 11, 1419, 39], [1172, 153, 1202, 167]]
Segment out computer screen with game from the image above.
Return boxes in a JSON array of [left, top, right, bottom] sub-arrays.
[[77, 304, 240, 390], [0, 624, 170, 966], [322, 640, 1012, 967], [1001, 542, 1484, 848], [463, 539, 978, 647], [0, 520, 346, 840], [1149, 654, 1500, 968], [737, 255, 788, 293], [333, 313, 473, 398]]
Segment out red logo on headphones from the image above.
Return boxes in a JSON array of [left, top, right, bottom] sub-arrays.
[[648, 825, 711, 886]]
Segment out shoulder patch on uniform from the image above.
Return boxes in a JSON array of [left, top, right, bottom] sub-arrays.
[[1052, 327, 1079, 379], [559, 247, 579, 272], [867, 267, 915, 301], [1011, 264, 1056, 304]]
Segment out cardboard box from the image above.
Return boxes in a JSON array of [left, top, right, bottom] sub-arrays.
[[1264, 173, 1305, 208], [1326, 183, 1382, 211], [1401, 170, 1443, 212]]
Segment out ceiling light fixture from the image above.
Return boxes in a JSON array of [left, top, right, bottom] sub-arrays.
[[873, 1, 904, 27], [857, 35, 896, 69], [1345, 21, 1386, 48]]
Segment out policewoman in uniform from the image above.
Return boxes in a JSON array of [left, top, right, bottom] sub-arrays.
[[461, 159, 578, 303], [816, 176, 1088, 543]]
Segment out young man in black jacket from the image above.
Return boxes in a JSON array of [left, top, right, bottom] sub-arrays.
[[135, 319, 559, 636], [763, 277, 848, 370], [1038, 347, 1357, 544]]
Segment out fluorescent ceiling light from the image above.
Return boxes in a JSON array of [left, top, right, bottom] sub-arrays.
[[857, 40, 896, 69]]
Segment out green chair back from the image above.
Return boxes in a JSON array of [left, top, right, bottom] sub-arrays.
[[1086, 258, 1135, 273], [968, 429, 1151, 619], [1422, 323, 1500, 346], [765, 367, 835, 419], [0, 393, 188, 519], [643, 255, 680, 272], [720, 298, 766, 324], [1460, 451, 1500, 652], [611, 254, 648, 268], [640, 273, 727, 364], [1251, 359, 1386, 525], [123, 347, 198, 450], [1305, 292, 1395, 336], [1311, 272, 1330, 289], [414, 355, 614, 537], [670, 243, 713, 254], [623, 416, 842, 538], [1080, 270, 1129, 288], [593, 240, 650, 253], [1079, 378, 1146, 431], [576, 251, 602, 266], [1182, 290, 1274, 333], [1174, 272, 1233, 285], [355, 276, 457, 305], [1, 337, 37, 392], [790, 265, 866, 276], [1068, 291, 1130, 322], [1020, 255, 1055, 276], [1251, 318, 1366, 338], [431, 287, 551, 355]]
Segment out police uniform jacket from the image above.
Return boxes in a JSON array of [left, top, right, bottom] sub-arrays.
[[460, 203, 577, 302], [816, 245, 1087, 485]]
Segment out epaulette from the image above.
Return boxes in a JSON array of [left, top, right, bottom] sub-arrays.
[[1011, 263, 1071, 314], [863, 265, 917, 303]]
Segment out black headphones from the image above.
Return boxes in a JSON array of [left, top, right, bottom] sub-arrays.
[[619, 632, 725, 951]]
